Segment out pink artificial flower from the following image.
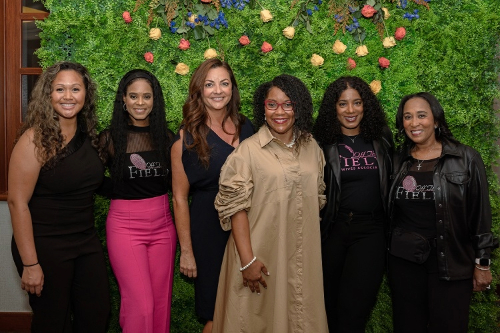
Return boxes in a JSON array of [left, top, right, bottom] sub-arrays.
[[347, 57, 356, 70], [395, 27, 406, 41], [179, 38, 191, 50], [379, 57, 390, 69], [261, 41, 273, 53], [239, 35, 250, 46], [361, 5, 377, 18], [122, 11, 132, 24], [144, 52, 154, 64]]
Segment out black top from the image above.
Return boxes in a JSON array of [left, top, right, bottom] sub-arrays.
[[30, 126, 104, 237], [101, 125, 171, 200], [338, 135, 382, 212], [393, 158, 438, 239]]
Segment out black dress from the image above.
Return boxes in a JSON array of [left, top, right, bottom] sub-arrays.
[[177, 118, 253, 321], [11, 126, 110, 332]]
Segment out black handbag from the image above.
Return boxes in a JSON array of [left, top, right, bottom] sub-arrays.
[[389, 227, 431, 264]]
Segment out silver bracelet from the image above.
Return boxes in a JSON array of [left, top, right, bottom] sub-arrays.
[[240, 256, 257, 272], [475, 265, 490, 271]]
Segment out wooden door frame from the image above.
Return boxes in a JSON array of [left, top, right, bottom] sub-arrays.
[[1, 1, 47, 199]]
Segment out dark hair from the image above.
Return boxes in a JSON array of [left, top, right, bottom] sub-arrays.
[[108, 69, 173, 184], [312, 76, 388, 145], [253, 74, 313, 148], [17, 61, 99, 167], [182, 58, 244, 168], [395, 92, 458, 151]]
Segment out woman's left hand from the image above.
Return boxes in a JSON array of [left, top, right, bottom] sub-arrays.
[[473, 266, 492, 292]]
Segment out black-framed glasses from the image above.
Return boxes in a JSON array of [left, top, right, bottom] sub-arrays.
[[264, 100, 295, 111]]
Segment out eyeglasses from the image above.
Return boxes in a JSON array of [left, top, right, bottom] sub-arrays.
[[264, 100, 295, 112]]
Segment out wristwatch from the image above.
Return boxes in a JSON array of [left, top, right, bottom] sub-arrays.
[[475, 258, 491, 266]]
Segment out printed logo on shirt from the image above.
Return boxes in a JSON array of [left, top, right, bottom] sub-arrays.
[[396, 175, 435, 200], [339, 144, 378, 171], [129, 153, 164, 178]]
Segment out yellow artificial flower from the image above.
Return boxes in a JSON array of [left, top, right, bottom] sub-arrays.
[[175, 63, 190, 75], [355, 45, 369, 57], [282, 26, 295, 39], [382, 8, 390, 20], [204, 48, 218, 59], [260, 9, 273, 23], [370, 80, 382, 95], [311, 54, 324, 67], [332, 40, 347, 54], [383, 36, 397, 48], [149, 28, 161, 40]]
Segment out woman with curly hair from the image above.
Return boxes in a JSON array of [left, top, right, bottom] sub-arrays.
[[313, 76, 393, 333], [99, 69, 176, 333], [8, 61, 110, 332], [170, 58, 253, 332], [212, 74, 328, 332]]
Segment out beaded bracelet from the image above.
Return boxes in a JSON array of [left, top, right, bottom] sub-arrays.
[[23, 262, 39, 267], [475, 265, 490, 271], [240, 256, 257, 272]]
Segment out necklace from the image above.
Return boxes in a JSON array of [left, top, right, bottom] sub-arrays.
[[346, 134, 359, 143], [413, 142, 438, 171], [284, 132, 296, 148]]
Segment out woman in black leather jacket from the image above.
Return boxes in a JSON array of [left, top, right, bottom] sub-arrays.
[[313, 76, 393, 333], [388, 92, 495, 333]]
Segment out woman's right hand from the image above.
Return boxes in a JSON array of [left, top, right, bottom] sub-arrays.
[[21, 264, 44, 297], [241, 260, 269, 294], [179, 251, 197, 278]]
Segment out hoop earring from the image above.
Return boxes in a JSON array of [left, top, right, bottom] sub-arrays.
[[53, 112, 59, 120], [123, 103, 128, 112]]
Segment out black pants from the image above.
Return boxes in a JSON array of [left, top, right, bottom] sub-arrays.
[[322, 211, 386, 333], [12, 230, 110, 333], [388, 248, 473, 333]]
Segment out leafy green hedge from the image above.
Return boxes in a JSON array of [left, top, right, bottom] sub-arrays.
[[37, 0, 500, 332]]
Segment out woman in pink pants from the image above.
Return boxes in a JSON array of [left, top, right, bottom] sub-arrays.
[[100, 69, 177, 332]]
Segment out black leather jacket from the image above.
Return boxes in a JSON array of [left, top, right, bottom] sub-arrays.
[[389, 139, 496, 280], [320, 126, 394, 241]]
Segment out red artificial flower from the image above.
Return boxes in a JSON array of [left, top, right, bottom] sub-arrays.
[[361, 5, 377, 18], [379, 57, 390, 69], [347, 57, 356, 70], [144, 52, 154, 64], [122, 11, 132, 24], [261, 41, 273, 53], [178, 38, 191, 50], [239, 35, 250, 46], [201, 0, 211, 3], [395, 27, 406, 41]]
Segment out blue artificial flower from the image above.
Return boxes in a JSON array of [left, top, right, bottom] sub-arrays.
[[170, 27, 177, 33], [307, 9, 313, 15], [314, 5, 318, 11], [318, 0, 322, 4], [348, 6, 356, 13], [170, 21, 176, 27]]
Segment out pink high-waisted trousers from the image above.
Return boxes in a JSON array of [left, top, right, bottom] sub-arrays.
[[106, 194, 177, 333]]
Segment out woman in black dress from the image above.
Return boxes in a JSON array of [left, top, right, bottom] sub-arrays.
[[171, 59, 253, 333], [8, 61, 110, 332]]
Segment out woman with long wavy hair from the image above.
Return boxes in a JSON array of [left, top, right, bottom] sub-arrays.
[[313, 76, 393, 333], [8, 61, 110, 332], [171, 58, 253, 332], [100, 69, 176, 333]]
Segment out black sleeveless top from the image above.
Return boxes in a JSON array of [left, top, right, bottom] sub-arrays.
[[29, 127, 104, 237]]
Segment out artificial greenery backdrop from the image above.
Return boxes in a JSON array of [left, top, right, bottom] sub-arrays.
[[36, 0, 500, 332]]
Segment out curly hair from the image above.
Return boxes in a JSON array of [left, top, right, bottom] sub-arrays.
[[312, 76, 388, 145], [181, 58, 245, 168], [106, 69, 173, 185], [253, 74, 313, 148], [17, 61, 100, 167], [395, 92, 458, 152]]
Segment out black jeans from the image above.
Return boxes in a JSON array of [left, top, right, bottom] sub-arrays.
[[388, 248, 473, 333], [322, 210, 386, 333]]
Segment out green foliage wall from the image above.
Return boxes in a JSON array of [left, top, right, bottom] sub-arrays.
[[36, 0, 500, 332]]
